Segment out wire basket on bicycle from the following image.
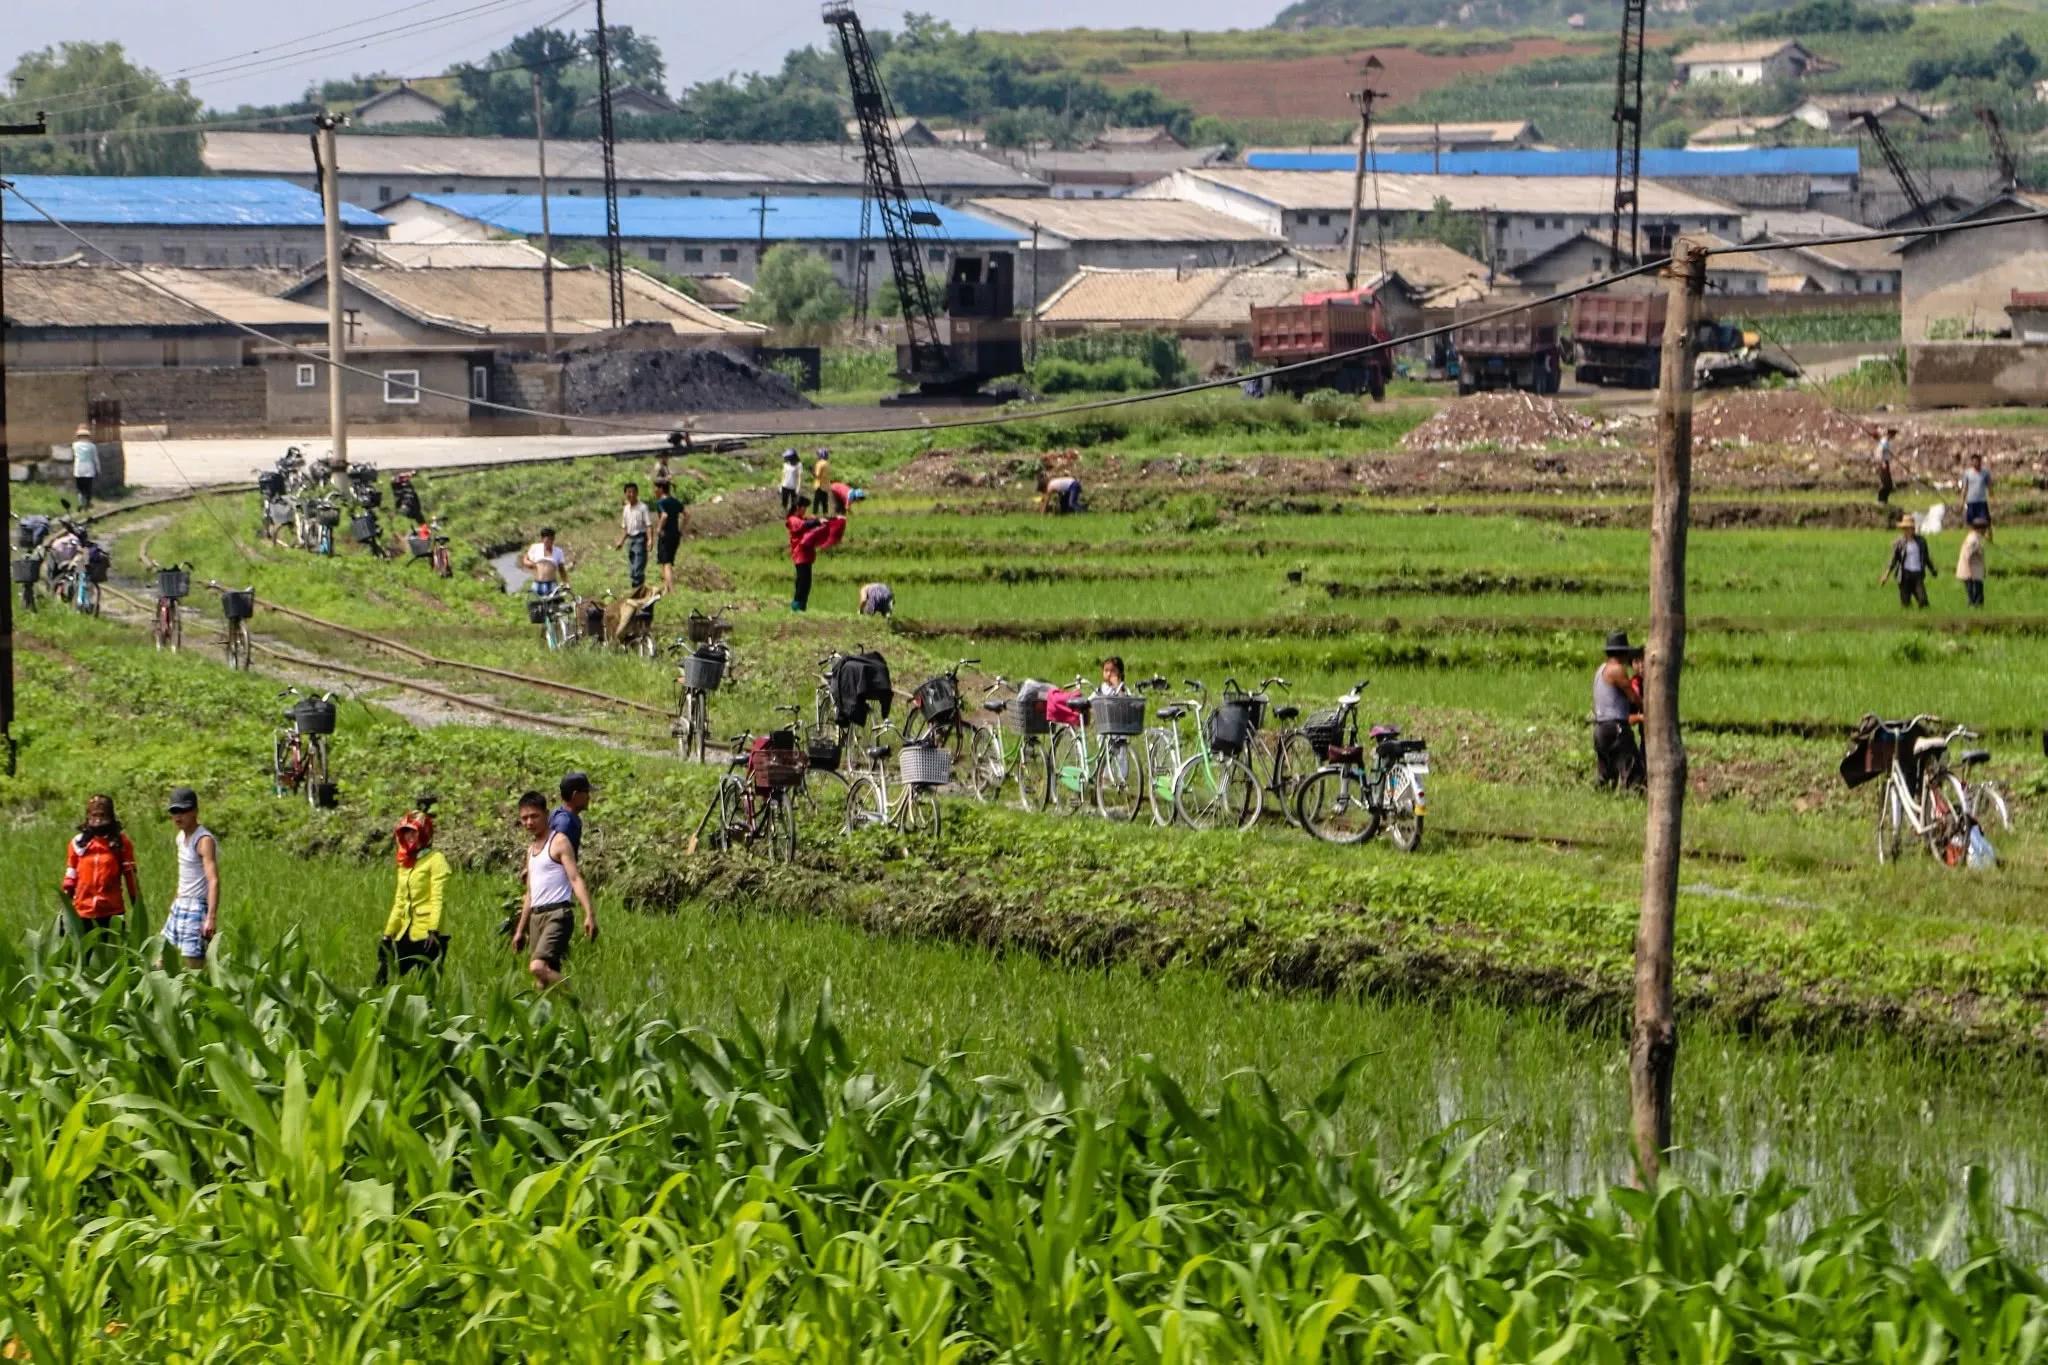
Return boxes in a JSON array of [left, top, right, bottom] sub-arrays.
[[221, 589, 257, 621], [289, 697, 337, 735], [156, 566, 192, 600], [747, 732, 808, 792], [911, 672, 961, 727], [899, 741, 953, 788], [682, 646, 727, 693]]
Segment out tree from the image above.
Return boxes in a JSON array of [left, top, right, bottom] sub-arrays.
[[605, 26, 666, 90], [450, 26, 584, 135], [1648, 118, 1692, 150], [743, 245, 851, 328], [3, 42, 203, 175], [1403, 196, 1485, 259]]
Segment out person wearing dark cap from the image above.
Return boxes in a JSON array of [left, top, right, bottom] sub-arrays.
[[157, 787, 218, 971], [551, 771, 592, 857], [1592, 631, 1645, 792]]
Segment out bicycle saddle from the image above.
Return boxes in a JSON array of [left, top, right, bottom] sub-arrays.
[[984, 700, 1010, 713], [1069, 697, 1094, 713], [1156, 705, 1187, 720], [1369, 724, 1402, 740], [865, 745, 893, 760], [1957, 749, 1990, 767], [1272, 704, 1300, 721]]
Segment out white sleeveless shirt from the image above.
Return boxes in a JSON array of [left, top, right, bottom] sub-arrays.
[[527, 836, 575, 907], [175, 825, 214, 906]]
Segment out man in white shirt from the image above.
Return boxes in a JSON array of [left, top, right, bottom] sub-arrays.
[[71, 423, 100, 509], [520, 526, 570, 596], [613, 482, 652, 590]]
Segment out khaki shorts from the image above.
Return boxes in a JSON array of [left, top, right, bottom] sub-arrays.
[[529, 903, 576, 970]]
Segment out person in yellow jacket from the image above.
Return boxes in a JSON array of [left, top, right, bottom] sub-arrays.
[[377, 807, 450, 984]]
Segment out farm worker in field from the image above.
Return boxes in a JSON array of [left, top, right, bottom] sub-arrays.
[[62, 794, 142, 943], [1870, 427, 1896, 506], [378, 807, 450, 984], [1880, 514, 1934, 609], [552, 771, 592, 857], [1036, 471, 1082, 515], [1960, 454, 1992, 530], [779, 449, 803, 515], [1592, 631, 1645, 793], [651, 479, 690, 597], [71, 423, 100, 510], [785, 511, 846, 612], [521, 527, 569, 596], [1957, 517, 1988, 609], [513, 789, 596, 992], [811, 447, 834, 515], [615, 482, 652, 591], [829, 482, 866, 516], [156, 787, 219, 972], [859, 582, 893, 617]]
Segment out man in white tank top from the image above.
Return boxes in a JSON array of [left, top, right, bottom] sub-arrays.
[[159, 787, 220, 970], [512, 790, 595, 990]]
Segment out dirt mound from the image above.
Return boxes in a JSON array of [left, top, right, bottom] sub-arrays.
[[1401, 393, 1629, 452], [1696, 391, 1871, 451], [560, 346, 814, 417]]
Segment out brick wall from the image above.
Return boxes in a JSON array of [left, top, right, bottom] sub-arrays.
[[1906, 341, 2048, 408], [6, 367, 268, 460]]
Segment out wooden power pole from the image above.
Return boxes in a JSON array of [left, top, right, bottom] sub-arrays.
[[531, 72, 555, 358], [315, 113, 350, 473], [1631, 237, 1705, 1183]]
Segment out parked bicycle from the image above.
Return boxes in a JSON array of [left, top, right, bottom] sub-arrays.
[[686, 728, 802, 861], [1953, 740, 2012, 836], [296, 496, 339, 556], [1150, 680, 1261, 830], [684, 602, 738, 677], [146, 559, 193, 652], [208, 579, 256, 671], [531, 589, 582, 651], [405, 521, 453, 578], [1244, 676, 1316, 823], [978, 677, 1051, 810], [47, 516, 106, 618], [1868, 716, 1979, 866], [904, 658, 995, 793], [1293, 681, 1429, 851], [814, 648, 895, 776], [845, 719, 946, 840], [670, 636, 730, 762], [10, 513, 51, 614], [771, 703, 854, 827], [273, 687, 338, 807], [1048, 681, 1149, 821]]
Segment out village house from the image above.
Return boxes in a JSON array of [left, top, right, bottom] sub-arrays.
[[1673, 40, 1823, 86]]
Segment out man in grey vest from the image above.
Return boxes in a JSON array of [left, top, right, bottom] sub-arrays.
[[1592, 630, 1645, 792]]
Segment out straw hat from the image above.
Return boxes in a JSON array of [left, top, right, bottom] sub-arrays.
[[1897, 514, 1917, 531], [74, 423, 92, 437]]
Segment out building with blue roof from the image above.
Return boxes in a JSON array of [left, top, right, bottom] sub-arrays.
[[1, 175, 388, 269], [385, 192, 1021, 304]]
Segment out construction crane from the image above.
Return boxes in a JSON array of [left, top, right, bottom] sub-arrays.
[[1608, 0, 1648, 271], [1859, 111, 1935, 227], [1978, 106, 2020, 190]]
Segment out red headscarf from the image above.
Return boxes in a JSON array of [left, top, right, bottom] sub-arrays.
[[394, 811, 434, 868]]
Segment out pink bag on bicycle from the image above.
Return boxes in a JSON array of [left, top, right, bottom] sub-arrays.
[[1045, 689, 1081, 728]]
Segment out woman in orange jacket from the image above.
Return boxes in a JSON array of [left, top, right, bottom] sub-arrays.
[[62, 793, 143, 941]]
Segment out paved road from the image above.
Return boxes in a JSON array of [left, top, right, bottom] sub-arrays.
[[121, 433, 674, 491]]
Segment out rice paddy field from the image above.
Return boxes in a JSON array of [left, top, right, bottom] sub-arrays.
[[5, 394, 2048, 1354]]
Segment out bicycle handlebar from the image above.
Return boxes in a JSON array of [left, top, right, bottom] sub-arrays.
[[1260, 676, 1290, 691]]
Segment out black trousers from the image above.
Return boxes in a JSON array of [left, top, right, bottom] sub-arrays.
[[1593, 721, 1644, 791], [791, 561, 813, 611], [1965, 578, 1984, 607], [780, 487, 801, 514], [74, 475, 95, 508], [1897, 571, 1928, 608], [377, 933, 446, 984], [810, 486, 831, 515], [1876, 464, 1892, 505]]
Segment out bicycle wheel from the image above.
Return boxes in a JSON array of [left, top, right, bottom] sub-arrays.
[[1383, 766, 1426, 853], [1093, 736, 1147, 822], [1143, 730, 1179, 826], [87, 582, 101, 618], [1874, 786, 1905, 865], [1925, 775, 1969, 866], [844, 775, 887, 832], [901, 787, 943, 840], [305, 736, 329, 809], [1174, 753, 1262, 831], [758, 792, 798, 862], [1295, 767, 1380, 845], [168, 603, 182, 653], [1971, 780, 2012, 833], [433, 546, 452, 578], [1272, 732, 1313, 823], [796, 766, 851, 830], [154, 599, 173, 651], [967, 724, 1003, 801], [272, 731, 294, 796], [1046, 727, 1091, 816], [231, 622, 252, 671], [1012, 735, 1050, 812]]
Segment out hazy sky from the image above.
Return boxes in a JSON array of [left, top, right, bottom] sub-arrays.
[[6, 0, 1259, 112]]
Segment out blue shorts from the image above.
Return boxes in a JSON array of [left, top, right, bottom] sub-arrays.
[[161, 898, 209, 960]]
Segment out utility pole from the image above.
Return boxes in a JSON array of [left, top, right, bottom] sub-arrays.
[[315, 112, 350, 474], [753, 191, 778, 264], [0, 113, 47, 778], [591, 0, 626, 328], [1343, 56, 1384, 294], [1028, 221, 1041, 364], [532, 72, 556, 357], [1631, 237, 1705, 1185]]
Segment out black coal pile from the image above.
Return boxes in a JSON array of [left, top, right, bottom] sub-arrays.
[[560, 346, 815, 416]]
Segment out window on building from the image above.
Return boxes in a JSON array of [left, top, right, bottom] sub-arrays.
[[504, 186, 518, 194], [296, 363, 317, 388], [470, 365, 490, 401], [378, 185, 393, 202], [567, 188, 583, 197], [119, 245, 143, 263], [830, 247, 844, 260], [719, 247, 739, 263], [161, 247, 186, 265], [860, 248, 875, 262], [927, 247, 944, 262], [1092, 190, 1105, 198], [646, 246, 667, 262], [683, 247, 703, 262], [383, 370, 421, 405], [689, 190, 702, 197], [1317, 213, 1330, 226], [629, 187, 643, 196]]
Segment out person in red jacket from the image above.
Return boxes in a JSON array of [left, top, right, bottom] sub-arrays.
[[786, 511, 845, 612], [62, 793, 143, 943]]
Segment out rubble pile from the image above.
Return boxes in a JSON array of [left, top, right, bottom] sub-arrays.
[[560, 345, 814, 416], [1695, 391, 1870, 451], [1401, 392, 1628, 452]]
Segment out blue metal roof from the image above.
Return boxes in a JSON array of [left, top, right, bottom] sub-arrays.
[[1243, 147, 1860, 178], [2, 175, 386, 228], [411, 192, 1017, 243]]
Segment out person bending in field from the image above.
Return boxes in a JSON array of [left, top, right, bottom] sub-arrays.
[[786, 509, 846, 612], [859, 582, 893, 617], [512, 790, 595, 991], [62, 794, 143, 949], [157, 787, 219, 972], [1592, 631, 1645, 792], [1036, 470, 1082, 515], [378, 805, 450, 984], [1880, 513, 1934, 608]]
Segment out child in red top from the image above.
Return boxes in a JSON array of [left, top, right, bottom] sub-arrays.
[[786, 513, 845, 612], [62, 793, 142, 931]]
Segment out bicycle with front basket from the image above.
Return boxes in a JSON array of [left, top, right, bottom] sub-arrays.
[[976, 677, 1052, 810], [1047, 681, 1149, 821], [670, 635, 730, 762], [206, 580, 256, 671], [1244, 676, 1317, 824], [1293, 681, 1429, 851], [904, 658, 998, 794], [146, 559, 194, 652], [273, 687, 338, 808], [685, 729, 802, 861], [844, 718, 945, 840], [1160, 680, 1262, 831]]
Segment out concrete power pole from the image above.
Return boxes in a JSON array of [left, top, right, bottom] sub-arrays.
[[0, 112, 48, 777], [1343, 56, 1384, 293], [315, 113, 350, 473], [1631, 237, 1705, 1184], [532, 72, 556, 358]]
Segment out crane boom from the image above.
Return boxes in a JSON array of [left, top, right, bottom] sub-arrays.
[[1609, 0, 1648, 271], [1860, 111, 1934, 227], [1977, 107, 2019, 190], [823, 1, 950, 384]]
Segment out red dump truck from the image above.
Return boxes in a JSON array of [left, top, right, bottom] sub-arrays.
[[1452, 301, 1562, 395], [1570, 294, 1799, 389], [1248, 295, 1394, 400]]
